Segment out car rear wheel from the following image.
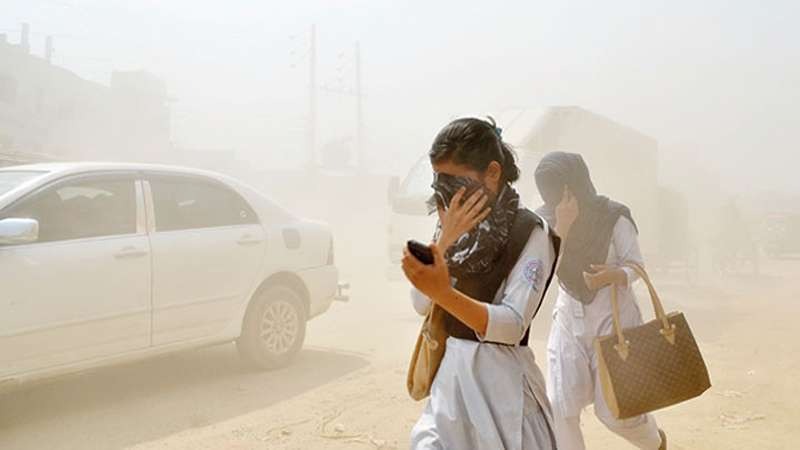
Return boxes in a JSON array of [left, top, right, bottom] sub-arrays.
[[237, 285, 306, 369]]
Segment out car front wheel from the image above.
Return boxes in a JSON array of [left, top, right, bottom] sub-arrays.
[[237, 285, 307, 369]]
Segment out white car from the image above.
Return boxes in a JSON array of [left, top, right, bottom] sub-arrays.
[[0, 162, 347, 390]]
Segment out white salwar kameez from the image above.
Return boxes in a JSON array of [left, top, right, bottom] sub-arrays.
[[546, 216, 662, 450], [409, 222, 558, 450]]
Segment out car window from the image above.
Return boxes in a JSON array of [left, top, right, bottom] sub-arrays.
[[1, 177, 137, 244], [150, 177, 259, 231]]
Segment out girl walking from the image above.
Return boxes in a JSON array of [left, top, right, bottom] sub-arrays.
[[535, 151, 667, 450], [403, 118, 560, 450]]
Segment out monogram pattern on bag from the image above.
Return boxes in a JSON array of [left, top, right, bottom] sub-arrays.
[[597, 313, 712, 419]]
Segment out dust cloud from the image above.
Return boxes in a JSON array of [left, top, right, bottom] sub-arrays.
[[0, 1, 798, 449]]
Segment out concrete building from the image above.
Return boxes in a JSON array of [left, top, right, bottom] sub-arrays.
[[0, 26, 171, 164]]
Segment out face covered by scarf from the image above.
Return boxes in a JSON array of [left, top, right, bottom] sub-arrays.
[[534, 152, 637, 304], [427, 172, 520, 278]]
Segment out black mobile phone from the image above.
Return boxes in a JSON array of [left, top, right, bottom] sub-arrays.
[[407, 240, 434, 265]]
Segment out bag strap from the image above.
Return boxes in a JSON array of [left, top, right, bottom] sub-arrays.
[[519, 219, 561, 344], [531, 221, 561, 320], [497, 209, 541, 346], [500, 210, 561, 345], [609, 263, 677, 360]]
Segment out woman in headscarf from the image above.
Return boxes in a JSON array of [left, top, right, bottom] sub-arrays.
[[534, 151, 667, 450], [402, 117, 561, 450]]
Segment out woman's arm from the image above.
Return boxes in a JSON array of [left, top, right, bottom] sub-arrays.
[[403, 227, 556, 343], [613, 215, 645, 288], [404, 187, 492, 327], [402, 243, 490, 334], [477, 226, 555, 344], [583, 216, 643, 290], [430, 288, 490, 335]]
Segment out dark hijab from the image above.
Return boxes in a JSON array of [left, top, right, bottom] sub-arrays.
[[534, 151, 636, 304]]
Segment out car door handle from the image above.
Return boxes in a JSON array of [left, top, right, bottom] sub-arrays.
[[114, 247, 149, 259], [237, 234, 263, 246]]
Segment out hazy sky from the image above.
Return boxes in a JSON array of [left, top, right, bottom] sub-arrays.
[[3, 0, 799, 192]]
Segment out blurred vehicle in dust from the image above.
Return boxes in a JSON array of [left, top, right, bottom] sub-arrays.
[[651, 187, 701, 283], [0, 162, 347, 391], [710, 200, 760, 275], [386, 106, 662, 275], [762, 213, 800, 258]]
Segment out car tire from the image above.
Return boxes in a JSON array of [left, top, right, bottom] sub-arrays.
[[237, 285, 307, 370]]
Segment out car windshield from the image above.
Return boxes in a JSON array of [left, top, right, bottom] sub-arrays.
[[0, 171, 47, 197]]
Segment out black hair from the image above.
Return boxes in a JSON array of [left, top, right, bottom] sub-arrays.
[[428, 116, 520, 184]]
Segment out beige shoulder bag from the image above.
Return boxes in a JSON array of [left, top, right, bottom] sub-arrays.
[[406, 303, 448, 401]]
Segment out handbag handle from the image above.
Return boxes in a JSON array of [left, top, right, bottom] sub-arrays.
[[609, 262, 676, 361], [422, 304, 442, 350]]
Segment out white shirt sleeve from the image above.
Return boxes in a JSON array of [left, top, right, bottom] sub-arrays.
[[612, 216, 645, 288], [478, 225, 556, 345], [410, 288, 432, 316]]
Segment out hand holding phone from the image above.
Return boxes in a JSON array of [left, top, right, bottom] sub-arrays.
[[407, 240, 435, 265]]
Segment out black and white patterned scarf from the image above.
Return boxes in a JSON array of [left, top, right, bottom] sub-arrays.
[[427, 173, 520, 278]]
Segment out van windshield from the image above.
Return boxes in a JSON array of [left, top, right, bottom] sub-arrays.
[[399, 157, 433, 198]]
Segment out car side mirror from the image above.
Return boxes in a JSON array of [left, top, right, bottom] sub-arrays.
[[387, 176, 400, 205], [0, 218, 39, 245]]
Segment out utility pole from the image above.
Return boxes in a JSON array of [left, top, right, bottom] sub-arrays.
[[45, 35, 54, 63], [20, 23, 30, 53], [308, 24, 317, 167], [355, 41, 364, 171], [320, 41, 365, 172]]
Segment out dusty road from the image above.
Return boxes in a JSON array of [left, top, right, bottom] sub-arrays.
[[2, 255, 798, 449], [1, 177, 798, 449]]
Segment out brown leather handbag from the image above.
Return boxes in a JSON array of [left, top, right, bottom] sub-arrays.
[[595, 263, 712, 419], [407, 303, 448, 401]]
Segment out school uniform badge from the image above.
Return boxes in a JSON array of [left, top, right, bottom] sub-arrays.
[[523, 259, 543, 288]]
